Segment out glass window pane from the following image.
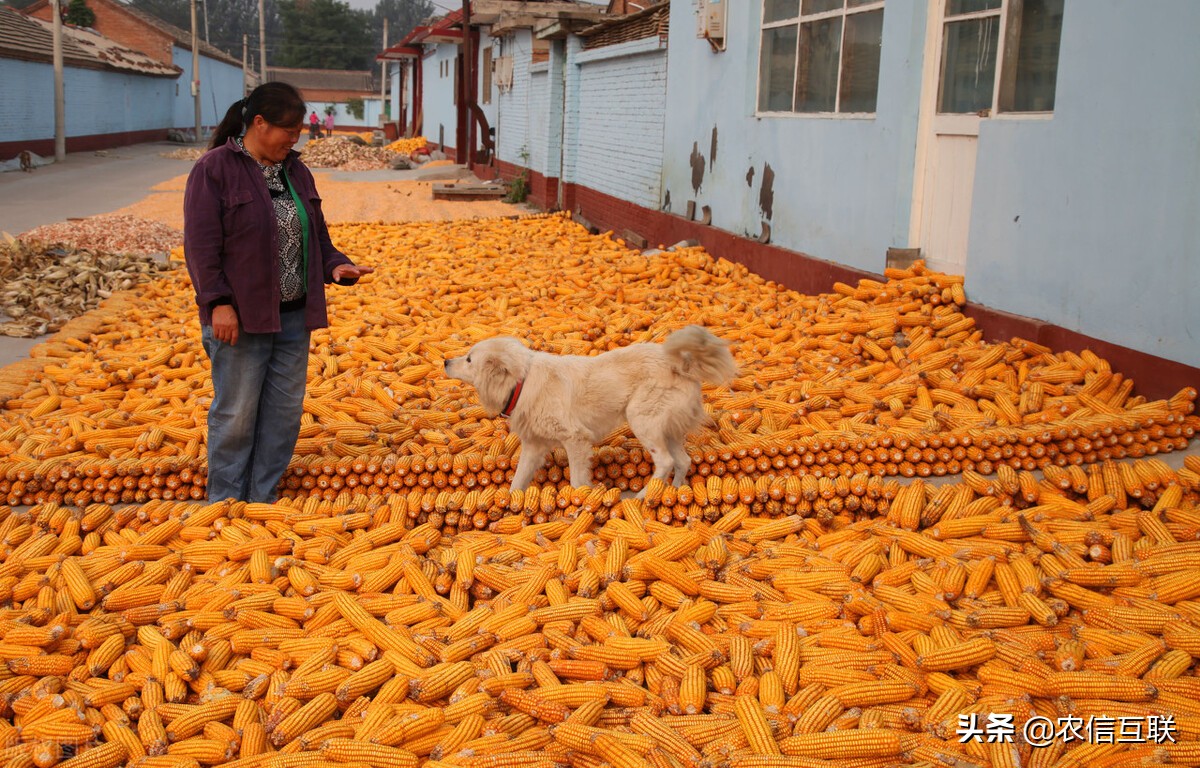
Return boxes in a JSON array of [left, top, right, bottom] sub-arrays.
[[840, 9, 883, 112], [764, 0, 800, 23], [1008, 0, 1063, 111], [795, 16, 842, 112], [759, 26, 799, 111], [847, 0, 879, 7], [938, 16, 998, 113], [802, 0, 842, 15], [947, 0, 1001, 15]]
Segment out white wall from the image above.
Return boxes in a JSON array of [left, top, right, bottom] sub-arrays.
[[528, 64, 549, 175], [569, 37, 668, 210], [495, 29, 532, 167], [423, 45, 458, 150], [967, 2, 1200, 367], [476, 30, 498, 147], [303, 98, 386, 130]]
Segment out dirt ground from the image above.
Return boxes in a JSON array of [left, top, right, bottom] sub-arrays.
[[111, 173, 526, 229]]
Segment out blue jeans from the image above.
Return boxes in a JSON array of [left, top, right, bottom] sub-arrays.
[[201, 307, 310, 502]]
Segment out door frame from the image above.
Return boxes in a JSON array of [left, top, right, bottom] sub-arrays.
[[909, 0, 1019, 276]]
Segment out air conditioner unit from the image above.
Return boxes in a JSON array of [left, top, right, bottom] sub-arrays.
[[697, 0, 726, 51]]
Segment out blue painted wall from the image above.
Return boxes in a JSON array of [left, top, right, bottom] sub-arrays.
[[968, 2, 1200, 368], [171, 47, 244, 130], [659, 1, 926, 271], [0, 57, 173, 142]]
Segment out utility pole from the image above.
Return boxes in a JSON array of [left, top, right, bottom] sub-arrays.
[[258, 0, 267, 85], [380, 18, 388, 130], [202, 0, 210, 43], [191, 0, 201, 142], [243, 34, 248, 94], [51, 0, 65, 161], [461, 0, 473, 164]]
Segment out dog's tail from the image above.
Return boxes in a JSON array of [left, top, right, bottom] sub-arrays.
[[663, 326, 736, 386]]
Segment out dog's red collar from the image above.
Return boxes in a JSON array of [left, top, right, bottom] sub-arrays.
[[500, 380, 524, 418]]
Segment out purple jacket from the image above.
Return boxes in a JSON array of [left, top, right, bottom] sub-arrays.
[[183, 138, 356, 333]]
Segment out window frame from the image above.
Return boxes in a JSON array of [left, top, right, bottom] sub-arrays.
[[481, 45, 493, 105], [756, 0, 886, 118], [937, 0, 1063, 118]]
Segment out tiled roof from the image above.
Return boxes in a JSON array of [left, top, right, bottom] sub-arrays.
[[581, 0, 666, 49], [19, 0, 242, 67], [266, 67, 377, 94], [0, 6, 180, 75], [116, 2, 242, 66]]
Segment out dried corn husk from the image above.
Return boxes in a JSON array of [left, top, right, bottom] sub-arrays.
[[159, 148, 206, 161], [18, 214, 183, 256], [0, 239, 171, 338], [301, 136, 398, 170]]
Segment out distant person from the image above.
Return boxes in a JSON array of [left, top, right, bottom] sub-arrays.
[[309, 111, 320, 139], [184, 82, 374, 502], [324, 111, 335, 138]]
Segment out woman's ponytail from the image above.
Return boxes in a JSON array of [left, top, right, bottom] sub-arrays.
[[209, 98, 246, 150]]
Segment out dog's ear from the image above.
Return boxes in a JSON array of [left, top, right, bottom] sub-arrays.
[[473, 352, 517, 416]]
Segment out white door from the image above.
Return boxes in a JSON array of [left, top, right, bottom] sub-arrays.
[[914, 0, 1009, 277]]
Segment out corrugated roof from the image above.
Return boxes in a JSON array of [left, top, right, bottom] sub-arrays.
[[581, 0, 666, 49], [0, 6, 180, 75], [266, 66, 377, 94]]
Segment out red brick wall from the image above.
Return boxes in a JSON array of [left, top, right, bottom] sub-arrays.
[[27, 0, 177, 65], [487, 159, 557, 210], [0, 128, 168, 160], [470, 161, 1200, 402]]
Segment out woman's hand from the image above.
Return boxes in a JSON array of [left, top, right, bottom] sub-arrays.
[[212, 305, 239, 346], [332, 264, 375, 283]]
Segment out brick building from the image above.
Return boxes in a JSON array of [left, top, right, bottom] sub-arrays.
[[22, 0, 244, 130]]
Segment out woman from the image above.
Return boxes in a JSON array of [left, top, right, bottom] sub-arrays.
[[184, 82, 373, 502]]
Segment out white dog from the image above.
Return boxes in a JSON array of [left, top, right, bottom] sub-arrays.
[[444, 326, 736, 492]]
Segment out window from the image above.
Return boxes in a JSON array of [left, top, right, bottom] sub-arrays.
[[938, 0, 1063, 115], [758, 0, 884, 115]]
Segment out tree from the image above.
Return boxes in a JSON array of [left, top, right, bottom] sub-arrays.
[[277, 0, 373, 70], [122, 0, 284, 69], [124, 0, 189, 33], [65, 0, 96, 26], [371, 0, 433, 52]]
